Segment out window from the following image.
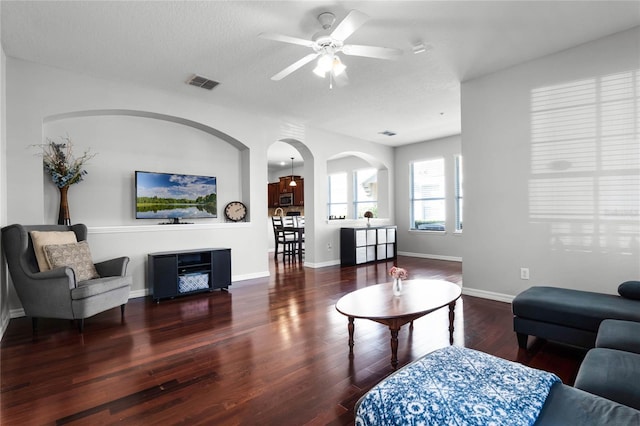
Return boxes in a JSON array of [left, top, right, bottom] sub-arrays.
[[328, 173, 348, 218], [353, 168, 377, 218], [455, 155, 463, 231], [411, 158, 445, 231]]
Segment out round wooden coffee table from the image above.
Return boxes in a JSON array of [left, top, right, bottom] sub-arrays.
[[335, 279, 462, 369]]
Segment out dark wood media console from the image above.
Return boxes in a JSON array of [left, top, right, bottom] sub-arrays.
[[148, 248, 231, 302]]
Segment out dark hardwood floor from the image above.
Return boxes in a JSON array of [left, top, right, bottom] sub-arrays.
[[1, 256, 585, 425]]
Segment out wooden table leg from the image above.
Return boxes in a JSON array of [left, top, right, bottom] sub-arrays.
[[347, 317, 354, 358], [448, 300, 456, 345], [389, 327, 399, 369]]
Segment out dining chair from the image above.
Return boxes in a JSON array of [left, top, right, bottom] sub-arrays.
[[271, 216, 296, 261], [294, 216, 305, 258], [283, 216, 304, 260]]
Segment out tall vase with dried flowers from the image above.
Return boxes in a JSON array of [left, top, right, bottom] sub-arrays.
[[39, 137, 96, 225]]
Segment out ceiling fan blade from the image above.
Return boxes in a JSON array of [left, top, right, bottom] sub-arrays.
[[259, 32, 315, 48], [342, 44, 403, 60], [271, 53, 319, 81], [330, 10, 369, 42]]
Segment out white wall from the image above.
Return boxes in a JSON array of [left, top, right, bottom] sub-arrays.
[[3, 58, 395, 314], [394, 134, 463, 261], [461, 27, 640, 300], [0, 38, 9, 336]]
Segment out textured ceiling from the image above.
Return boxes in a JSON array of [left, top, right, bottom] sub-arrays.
[[2, 0, 639, 155]]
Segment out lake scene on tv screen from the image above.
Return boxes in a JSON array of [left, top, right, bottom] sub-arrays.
[[136, 172, 217, 219]]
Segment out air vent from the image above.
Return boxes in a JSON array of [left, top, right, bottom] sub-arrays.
[[187, 74, 219, 90], [378, 130, 397, 136]]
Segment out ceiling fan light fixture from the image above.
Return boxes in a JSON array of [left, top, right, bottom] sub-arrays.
[[313, 54, 347, 78], [332, 56, 346, 76], [313, 54, 333, 77], [313, 65, 327, 78]]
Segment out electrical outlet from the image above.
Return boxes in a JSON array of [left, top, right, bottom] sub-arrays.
[[520, 268, 530, 280], [327, 242, 332, 251]]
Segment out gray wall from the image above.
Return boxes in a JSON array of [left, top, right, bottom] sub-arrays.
[[394, 134, 463, 261], [461, 27, 640, 301]]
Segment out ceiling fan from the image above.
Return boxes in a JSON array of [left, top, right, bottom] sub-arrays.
[[259, 9, 403, 86]]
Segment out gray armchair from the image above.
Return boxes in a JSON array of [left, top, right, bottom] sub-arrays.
[[1, 224, 132, 333]]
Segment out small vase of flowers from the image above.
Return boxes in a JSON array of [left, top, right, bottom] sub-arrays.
[[38, 136, 96, 225], [389, 266, 408, 296]]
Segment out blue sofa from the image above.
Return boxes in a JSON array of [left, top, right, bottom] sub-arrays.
[[512, 285, 640, 349], [573, 319, 640, 411]]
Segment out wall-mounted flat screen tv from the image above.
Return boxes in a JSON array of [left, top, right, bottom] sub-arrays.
[[135, 171, 217, 219]]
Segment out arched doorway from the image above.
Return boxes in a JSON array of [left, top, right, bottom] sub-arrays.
[[267, 139, 314, 263]]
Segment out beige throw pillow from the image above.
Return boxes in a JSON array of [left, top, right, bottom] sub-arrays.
[[43, 241, 100, 281], [29, 231, 78, 272]]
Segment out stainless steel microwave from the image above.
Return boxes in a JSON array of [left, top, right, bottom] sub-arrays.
[[279, 193, 294, 206]]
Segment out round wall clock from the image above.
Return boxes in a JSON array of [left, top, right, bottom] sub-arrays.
[[224, 201, 247, 222]]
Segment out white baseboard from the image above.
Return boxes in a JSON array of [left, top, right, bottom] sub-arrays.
[[398, 251, 462, 263], [266, 249, 341, 269], [9, 307, 25, 319], [233, 271, 271, 281], [462, 287, 515, 303], [129, 288, 148, 299], [0, 311, 10, 339], [304, 259, 341, 268]]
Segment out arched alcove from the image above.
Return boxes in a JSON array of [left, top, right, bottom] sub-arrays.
[[42, 109, 250, 225], [327, 151, 390, 219]]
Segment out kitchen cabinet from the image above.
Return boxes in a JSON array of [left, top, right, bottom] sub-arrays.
[[268, 177, 304, 207]]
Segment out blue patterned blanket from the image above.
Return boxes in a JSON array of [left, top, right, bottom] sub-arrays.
[[355, 346, 560, 426]]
